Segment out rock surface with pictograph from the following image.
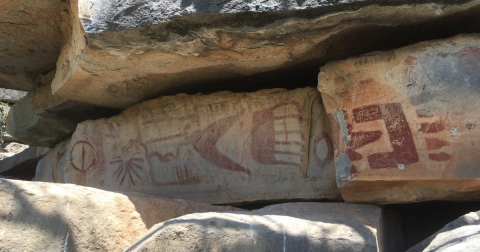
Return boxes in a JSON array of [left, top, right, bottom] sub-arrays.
[[318, 34, 480, 204], [62, 87, 339, 204]]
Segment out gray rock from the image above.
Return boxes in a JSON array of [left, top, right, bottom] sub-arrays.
[[80, 0, 361, 33], [54, 0, 480, 109], [0, 142, 50, 180], [126, 202, 392, 252], [6, 88, 118, 147], [0, 178, 237, 252], [407, 211, 480, 252], [0, 88, 27, 103]]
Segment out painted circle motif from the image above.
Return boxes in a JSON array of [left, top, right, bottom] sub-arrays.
[[70, 141, 96, 172]]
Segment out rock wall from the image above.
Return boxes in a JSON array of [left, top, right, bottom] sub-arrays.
[[318, 33, 480, 204], [63, 87, 339, 204], [52, 0, 480, 109], [0, 0, 63, 91]]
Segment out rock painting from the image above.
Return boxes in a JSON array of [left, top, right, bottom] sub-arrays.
[[64, 87, 338, 203]]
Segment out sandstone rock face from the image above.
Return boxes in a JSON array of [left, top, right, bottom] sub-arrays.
[[35, 140, 70, 183], [53, 0, 480, 109], [0, 179, 237, 252], [0, 88, 26, 103], [0, 143, 49, 179], [126, 202, 382, 252], [6, 89, 118, 147], [407, 211, 480, 252], [318, 34, 480, 204], [0, 0, 63, 91], [64, 87, 339, 204]]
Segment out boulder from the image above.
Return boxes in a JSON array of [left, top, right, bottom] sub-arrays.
[[35, 140, 70, 183], [0, 88, 26, 103], [318, 34, 480, 204], [52, 0, 480, 109], [64, 87, 339, 204], [126, 202, 389, 252], [0, 142, 49, 180], [407, 210, 480, 252], [0, 178, 237, 252], [6, 88, 118, 147], [0, 0, 63, 91]]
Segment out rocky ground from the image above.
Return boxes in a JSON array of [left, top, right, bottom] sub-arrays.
[[1, 0, 480, 251]]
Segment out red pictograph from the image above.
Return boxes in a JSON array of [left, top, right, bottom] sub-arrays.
[[251, 102, 305, 169], [70, 141, 96, 172], [350, 103, 419, 169]]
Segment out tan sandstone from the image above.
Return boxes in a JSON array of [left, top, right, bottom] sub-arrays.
[[318, 34, 480, 204], [50, 0, 480, 109], [63, 87, 339, 204], [0, 0, 63, 91], [0, 179, 237, 252]]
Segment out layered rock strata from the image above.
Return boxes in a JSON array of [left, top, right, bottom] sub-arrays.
[[318, 34, 480, 204], [53, 0, 480, 109], [63, 87, 339, 204], [0, 179, 237, 252], [126, 202, 385, 252]]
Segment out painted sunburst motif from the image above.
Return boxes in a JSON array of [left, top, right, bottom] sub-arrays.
[[111, 158, 144, 186], [109, 140, 147, 186]]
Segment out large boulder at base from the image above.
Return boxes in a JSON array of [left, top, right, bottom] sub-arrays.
[[35, 140, 70, 183], [52, 0, 480, 109], [6, 87, 118, 147], [0, 88, 26, 103], [0, 0, 63, 91], [0, 143, 49, 180], [64, 87, 339, 204], [125, 202, 395, 252], [0, 179, 237, 252], [318, 34, 480, 204], [407, 210, 480, 252]]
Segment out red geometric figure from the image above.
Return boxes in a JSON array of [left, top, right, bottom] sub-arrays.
[[346, 130, 383, 161], [425, 138, 450, 151], [251, 102, 304, 169], [428, 152, 452, 162], [420, 121, 445, 133], [188, 115, 251, 175], [353, 103, 419, 169], [70, 141, 96, 172]]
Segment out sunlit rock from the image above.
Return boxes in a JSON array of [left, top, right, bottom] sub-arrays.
[[64, 87, 339, 204], [126, 202, 387, 252], [52, 0, 480, 109], [0, 179, 237, 252], [318, 34, 480, 204]]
